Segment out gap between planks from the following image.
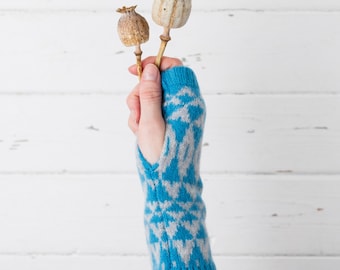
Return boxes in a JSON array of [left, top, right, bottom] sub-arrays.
[[1, 9, 340, 13], [0, 252, 339, 258], [0, 92, 339, 96], [0, 171, 340, 176]]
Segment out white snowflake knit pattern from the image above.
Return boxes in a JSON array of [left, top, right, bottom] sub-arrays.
[[137, 67, 216, 270]]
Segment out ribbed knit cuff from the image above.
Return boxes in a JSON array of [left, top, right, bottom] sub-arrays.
[[161, 66, 200, 97]]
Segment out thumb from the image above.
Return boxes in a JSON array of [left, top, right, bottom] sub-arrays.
[[139, 64, 163, 124]]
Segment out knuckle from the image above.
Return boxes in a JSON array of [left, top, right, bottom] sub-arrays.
[[140, 86, 162, 102]]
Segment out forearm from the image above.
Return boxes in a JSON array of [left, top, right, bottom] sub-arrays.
[[136, 66, 216, 269]]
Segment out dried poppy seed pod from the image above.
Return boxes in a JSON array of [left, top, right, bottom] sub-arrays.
[[117, 5, 149, 80], [152, 0, 192, 29], [152, 0, 192, 67]]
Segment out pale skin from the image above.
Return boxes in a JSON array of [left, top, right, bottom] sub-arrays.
[[126, 56, 182, 164]]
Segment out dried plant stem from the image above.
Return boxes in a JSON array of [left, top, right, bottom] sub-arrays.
[[155, 27, 171, 68], [134, 44, 143, 81]]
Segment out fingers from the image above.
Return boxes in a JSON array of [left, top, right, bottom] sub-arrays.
[[126, 63, 164, 134], [126, 86, 140, 134], [128, 56, 183, 75], [126, 63, 166, 163]]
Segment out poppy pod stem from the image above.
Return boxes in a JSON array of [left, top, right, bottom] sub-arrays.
[[155, 27, 171, 68], [134, 44, 143, 81]]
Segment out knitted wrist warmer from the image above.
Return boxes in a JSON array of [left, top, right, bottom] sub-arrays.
[[136, 66, 216, 270]]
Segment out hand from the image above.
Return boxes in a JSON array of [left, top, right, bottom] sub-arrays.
[[126, 56, 182, 164]]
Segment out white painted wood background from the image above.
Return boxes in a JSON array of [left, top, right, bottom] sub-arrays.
[[0, 0, 340, 269]]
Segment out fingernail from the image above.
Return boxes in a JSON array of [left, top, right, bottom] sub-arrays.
[[142, 64, 158, 81]]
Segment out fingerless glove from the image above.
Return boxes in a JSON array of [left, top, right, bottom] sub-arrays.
[[137, 66, 216, 270]]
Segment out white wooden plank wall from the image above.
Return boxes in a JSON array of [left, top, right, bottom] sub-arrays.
[[0, 0, 339, 269]]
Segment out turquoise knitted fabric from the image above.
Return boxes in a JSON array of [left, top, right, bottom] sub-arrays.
[[136, 66, 216, 270]]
